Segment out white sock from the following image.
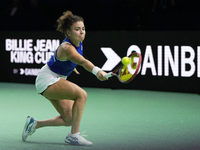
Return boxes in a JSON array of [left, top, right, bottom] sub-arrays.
[[71, 132, 80, 136]]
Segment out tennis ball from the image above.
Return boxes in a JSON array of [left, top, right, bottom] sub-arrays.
[[122, 57, 131, 65]]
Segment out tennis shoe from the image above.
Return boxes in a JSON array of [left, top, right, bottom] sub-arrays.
[[22, 116, 37, 141], [65, 132, 92, 146]]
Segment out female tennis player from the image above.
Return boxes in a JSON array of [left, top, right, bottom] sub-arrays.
[[22, 10, 107, 146]]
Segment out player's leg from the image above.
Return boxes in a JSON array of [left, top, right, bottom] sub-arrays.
[[23, 78, 91, 145], [41, 78, 92, 145], [42, 78, 87, 134], [36, 99, 74, 128], [22, 99, 75, 141]]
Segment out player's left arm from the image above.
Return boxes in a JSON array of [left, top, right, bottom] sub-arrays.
[[73, 68, 80, 74], [62, 44, 107, 80]]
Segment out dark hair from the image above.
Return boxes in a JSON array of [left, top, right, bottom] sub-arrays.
[[56, 10, 84, 37]]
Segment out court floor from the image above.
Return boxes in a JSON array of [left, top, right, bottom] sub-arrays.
[[0, 82, 199, 150]]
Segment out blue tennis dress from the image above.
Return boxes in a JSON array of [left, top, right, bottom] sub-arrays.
[[47, 38, 83, 76]]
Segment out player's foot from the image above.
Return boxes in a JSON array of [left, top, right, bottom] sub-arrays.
[[22, 116, 37, 141], [65, 132, 93, 146]]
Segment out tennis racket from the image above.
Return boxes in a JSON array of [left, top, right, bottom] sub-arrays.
[[105, 52, 142, 83]]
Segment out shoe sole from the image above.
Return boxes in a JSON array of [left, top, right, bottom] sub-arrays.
[[65, 138, 92, 146]]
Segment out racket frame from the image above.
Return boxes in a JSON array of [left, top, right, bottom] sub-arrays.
[[105, 52, 142, 83]]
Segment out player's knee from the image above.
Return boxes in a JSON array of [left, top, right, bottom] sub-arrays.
[[82, 90, 87, 100], [78, 89, 87, 103], [62, 112, 72, 126], [64, 118, 72, 126]]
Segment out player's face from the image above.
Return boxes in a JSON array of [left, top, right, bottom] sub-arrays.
[[68, 21, 86, 44]]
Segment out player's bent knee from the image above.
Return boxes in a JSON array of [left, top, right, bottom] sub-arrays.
[[77, 89, 87, 102], [64, 119, 72, 126], [81, 90, 87, 101], [82, 90, 87, 100], [62, 113, 72, 126]]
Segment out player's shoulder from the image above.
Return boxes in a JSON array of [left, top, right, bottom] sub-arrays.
[[60, 42, 73, 50]]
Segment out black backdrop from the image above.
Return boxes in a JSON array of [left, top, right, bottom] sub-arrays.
[[0, 31, 199, 94]]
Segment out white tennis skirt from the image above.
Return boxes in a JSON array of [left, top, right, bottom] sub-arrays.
[[35, 64, 67, 94]]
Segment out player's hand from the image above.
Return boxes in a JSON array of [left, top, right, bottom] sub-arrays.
[[97, 70, 108, 81], [73, 68, 80, 74]]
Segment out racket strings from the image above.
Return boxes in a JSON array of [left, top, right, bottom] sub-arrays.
[[119, 54, 141, 83]]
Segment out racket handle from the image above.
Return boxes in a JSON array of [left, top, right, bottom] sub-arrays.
[[105, 72, 113, 78]]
